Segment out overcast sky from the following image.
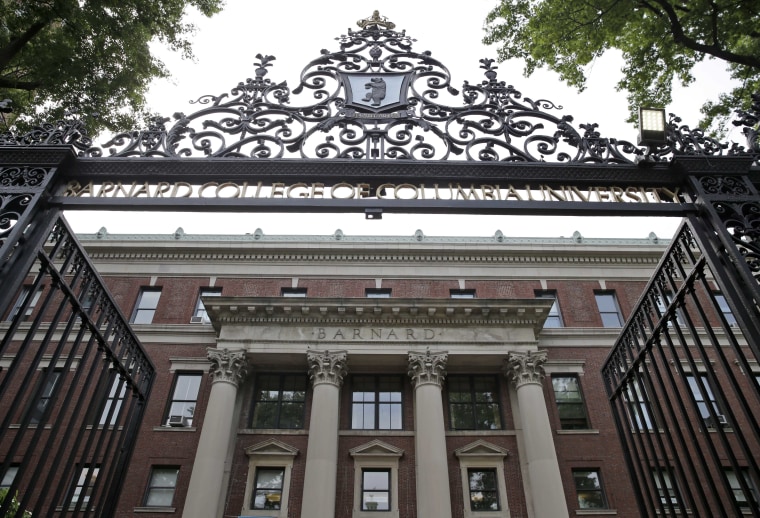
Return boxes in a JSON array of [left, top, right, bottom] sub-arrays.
[[65, 0, 738, 240]]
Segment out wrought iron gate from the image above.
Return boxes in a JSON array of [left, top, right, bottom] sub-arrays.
[[0, 13, 759, 517], [0, 210, 154, 516], [602, 161, 760, 516]]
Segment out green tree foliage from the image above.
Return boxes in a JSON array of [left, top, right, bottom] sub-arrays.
[[483, 0, 760, 134], [0, 0, 223, 134], [0, 488, 31, 518]]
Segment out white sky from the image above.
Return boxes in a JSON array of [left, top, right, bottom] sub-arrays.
[[64, 0, 739, 240]]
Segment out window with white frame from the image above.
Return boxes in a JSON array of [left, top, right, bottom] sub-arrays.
[[624, 377, 655, 430], [67, 464, 100, 510], [30, 369, 61, 425], [454, 440, 509, 518], [7, 285, 43, 322], [165, 373, 202, 426], [724, 467, 760, 511], [595, 291, 624, 327], [98, 375, 127, 426], [351, 375, 403, 430], [536, 290, 563, 327], [192, 288, 221, 323], [242, 439, 298, 517], [450, 289, 476, 299], [685, 373, 726, 428], [714, 292, 737, 327], [365, 288, 391, 298], [143, 466, 179, 507], [1, 464, 19, 489], [652, 468, 680, 508], [572, 468, 608, 509], [552, 375, 590, 429], [130, 288, 161, 324], [350, 439, 403, 518]]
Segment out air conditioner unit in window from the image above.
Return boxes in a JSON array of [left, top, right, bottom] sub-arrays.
[[190, 316, 204, 324], [716, 414, 728, 425], [167, 415, 186, 427]]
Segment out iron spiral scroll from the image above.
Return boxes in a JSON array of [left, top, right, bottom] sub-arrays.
[[0, 12, 758, 165]]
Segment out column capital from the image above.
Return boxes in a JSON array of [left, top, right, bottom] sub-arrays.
[[505, 350, 548, 388], [207, 348, 248, 387], [408, 349, 448, 388], [307, 350, 348, 387]]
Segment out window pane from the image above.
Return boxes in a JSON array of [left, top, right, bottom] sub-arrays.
[[573, 469, 607, 509], [253, 468, 284, 510], [252, 375, 306, 429], [362, 470, 390, 511], [468, 469, 499, 511], [449, 376, 502, 430], [174, 375, 201, 400]]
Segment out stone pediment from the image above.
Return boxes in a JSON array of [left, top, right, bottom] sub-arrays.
[[349, 439, 404, 458], [245, 438, 299, 458], [454, 439, 509, 459]]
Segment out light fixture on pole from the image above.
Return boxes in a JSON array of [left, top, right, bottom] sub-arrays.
[[637, 107, 667, 147]]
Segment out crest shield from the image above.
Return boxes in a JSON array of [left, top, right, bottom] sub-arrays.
[[339, 72, 413, 113]]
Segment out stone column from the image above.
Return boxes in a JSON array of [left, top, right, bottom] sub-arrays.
[[301, 350, 348, 518], [183, 348, 248, 518], [505, 350, 569, 518], [408, 349, 452, 518]]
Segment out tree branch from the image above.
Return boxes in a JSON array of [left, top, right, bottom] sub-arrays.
[[0, 21, 49, 72], [0, 76, 42, 91], [651, 0, 760, 69]]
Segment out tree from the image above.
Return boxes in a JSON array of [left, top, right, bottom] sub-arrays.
[[483, 0, 760, 135], [0, 0, 223, 134]]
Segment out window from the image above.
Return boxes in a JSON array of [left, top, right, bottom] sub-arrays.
[[450, 289, 476, 299], [252, 467, 284, 510], [99, 376, 127, 426], [243, 439, 298, 517], [30, 370, 61, 424], [455, 440, 510, 518], [536, 290, 563, 327], [1, 464, 19, 489], [68, 465, 100, 510], [280, 288, 306, 297], [365, 288, 391, 298], [448, 376, 501, 430], [361, 469, 390, 511], [467, 468, 500, 511], [251, 374, 307, 429], [131, 288, 161, 324], [352, 375, 402, 430], [192, 288, 221, 323], [725, 467, 760, 510], [595, 292, 623, 327], [7, 285, 42, 322], [624, 377, 655, 430], [715, 293, 737, 327], [573, 469, 608, 509], [144, 467, 179, 507], [165, 373, 202, 426], [652, 468, 678, 507], [686, 374, 725, 427], [552, 375, 590, 429]]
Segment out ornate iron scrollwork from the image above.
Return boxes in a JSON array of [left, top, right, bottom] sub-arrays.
[[0, 13, 758, 165]]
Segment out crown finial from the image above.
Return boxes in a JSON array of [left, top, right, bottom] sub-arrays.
[[357, 10, 395, 30]]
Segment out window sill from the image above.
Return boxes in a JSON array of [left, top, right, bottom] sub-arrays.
[[575, 510, 617, 516], [153, 426, 197, 432], [558, 429, 600, 435], [134, 507, 176, 513], [446, 430, 517, 436], [239, 428, 308, 435], [340, 430, 414, 436]]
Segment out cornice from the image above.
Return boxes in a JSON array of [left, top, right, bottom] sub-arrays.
[[206, 297, 555, 332], [80, 240, 666, 269]]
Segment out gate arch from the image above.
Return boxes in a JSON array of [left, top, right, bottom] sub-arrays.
[[1, 12, 759, 517]]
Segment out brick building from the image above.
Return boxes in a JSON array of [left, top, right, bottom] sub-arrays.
[[72, 228, 672, 518]]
